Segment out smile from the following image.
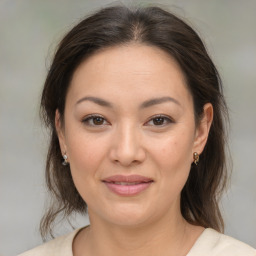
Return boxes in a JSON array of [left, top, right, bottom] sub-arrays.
[[109, 181, 143, 185], [102, 175, 154, 196]]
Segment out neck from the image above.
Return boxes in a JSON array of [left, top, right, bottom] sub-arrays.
[[73, 209, 203, 256]]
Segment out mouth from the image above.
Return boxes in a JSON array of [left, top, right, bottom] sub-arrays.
[[106, 181, 148, 185], [102, 175, 154, 196]]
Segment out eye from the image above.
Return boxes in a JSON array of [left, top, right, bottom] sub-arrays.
[[82, 114, 109, 126], [145, 115, 174, 126]]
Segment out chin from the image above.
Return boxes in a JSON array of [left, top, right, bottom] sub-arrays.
[[104, 202, 157, 227]]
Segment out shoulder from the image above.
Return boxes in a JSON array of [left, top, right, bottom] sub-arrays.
[[17, 229, 81, 256], [188, 228, 256, 256]]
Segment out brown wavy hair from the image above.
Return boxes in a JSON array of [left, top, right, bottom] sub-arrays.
[[40, 5, 229, 239]]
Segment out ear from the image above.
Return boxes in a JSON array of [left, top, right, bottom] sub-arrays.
[[192, 103, 213, 156], [55, 109, 67, 155]]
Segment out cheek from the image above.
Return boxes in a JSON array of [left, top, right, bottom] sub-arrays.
[[65, 133, 109, 206], [65, 130, 108, 181], [153, 132, 193, 167], [150, 132, 194, 189]]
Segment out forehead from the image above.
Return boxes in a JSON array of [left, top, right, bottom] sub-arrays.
[[68, 44, 192, 107]]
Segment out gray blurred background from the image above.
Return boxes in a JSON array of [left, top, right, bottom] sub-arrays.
[[0, 0, 255, 255]]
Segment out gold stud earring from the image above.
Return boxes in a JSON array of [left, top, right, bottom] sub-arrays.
[[193, 152, 199, 165]]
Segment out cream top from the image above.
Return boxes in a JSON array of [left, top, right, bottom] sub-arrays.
[[18, 227, 256, 256]]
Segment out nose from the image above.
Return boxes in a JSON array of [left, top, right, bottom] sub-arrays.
[[109, 123, 146, 167]]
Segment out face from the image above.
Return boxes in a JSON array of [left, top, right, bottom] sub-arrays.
[[56, 44, 212, 228]]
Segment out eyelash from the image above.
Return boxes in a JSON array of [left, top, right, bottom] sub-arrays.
[[145, 114, 174, 126], [82, 114, 109, 126], [82, 114, 174, 127]]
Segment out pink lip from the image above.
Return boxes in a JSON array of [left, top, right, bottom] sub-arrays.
[[102, 175, 153, 196]]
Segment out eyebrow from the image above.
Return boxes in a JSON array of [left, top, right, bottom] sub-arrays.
[[76, 96, 113, 107], [76, 96, 181, 108], [139, 96, 181, 108]]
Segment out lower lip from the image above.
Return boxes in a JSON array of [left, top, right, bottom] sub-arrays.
[[104, 182, 153, 196]]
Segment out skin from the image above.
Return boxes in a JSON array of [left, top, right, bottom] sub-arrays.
[[56, 43, 213, 256]]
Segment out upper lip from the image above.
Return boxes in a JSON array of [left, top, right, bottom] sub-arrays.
[[102, 175, 154, 183]]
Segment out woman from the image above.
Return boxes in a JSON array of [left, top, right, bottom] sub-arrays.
[[19, 5, 256, 256]]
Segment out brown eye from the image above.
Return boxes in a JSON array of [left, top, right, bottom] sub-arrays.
[[82, 115, 109, 126], [93, 117, 104, 125], [145, 115, 174, 127], [153, 117, 165, 125]]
